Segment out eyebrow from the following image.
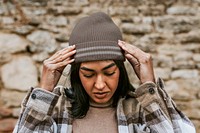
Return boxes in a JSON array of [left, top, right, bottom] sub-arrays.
[[80, 62, 116, 72]]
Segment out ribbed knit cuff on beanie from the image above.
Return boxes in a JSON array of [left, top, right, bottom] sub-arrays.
[[69, 12, 125, 63]]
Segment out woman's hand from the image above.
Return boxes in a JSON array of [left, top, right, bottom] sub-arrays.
[[118, 40, 155, 84], [40, 45, 76, 91]]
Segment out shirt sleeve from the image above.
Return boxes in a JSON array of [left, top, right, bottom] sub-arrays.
[[134, 78, 196, 133], [13, 87, 60, 133]]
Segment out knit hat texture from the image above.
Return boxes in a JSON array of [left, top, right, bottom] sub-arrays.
[[69, 12, 125, 63]]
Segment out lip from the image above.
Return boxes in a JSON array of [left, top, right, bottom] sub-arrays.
[[93, 92, 109, 99]]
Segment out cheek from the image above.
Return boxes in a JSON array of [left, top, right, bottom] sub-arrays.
[[79, 74, 93, 93], [107, 71, 120, 91]]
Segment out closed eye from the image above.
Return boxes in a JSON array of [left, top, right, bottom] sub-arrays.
[[83, 74, 95, 78], [104, 72, 115, 76]]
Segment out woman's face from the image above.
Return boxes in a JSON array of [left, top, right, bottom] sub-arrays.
[[79, 60, 120, 104]]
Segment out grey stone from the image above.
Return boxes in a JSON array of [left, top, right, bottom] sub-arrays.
[[0, 3, 8, 15], [48, 6, 82, 15], [0, 33, 28, 53], [82, 5, 107, 15], [32, 52, 49, 62], [177, 78, 200, 91], [171, 69, 199, 79], [193, 54, 200, 62], [139, 33, 171, 44], [157, 44, 182, 55], [165, 80, 179, 94], [23, 0, 48, 6], [38, 24, 60, 33], [138, 4, 165, 16], [109, 6, 138, 16], [173, 51, 193, 61], [153, 54, 173, 67], [167, 6, 196, 15], [179, 30, 200, 43], [154, 16, 200, 33], [197, 63, 200, 68], [60, 42, 69, 49], [172, 89, 195, 101], [0, 107, 12, 118], [154, 67, 171, 80], [12, 108, 21, 118], [27, 30, 57, 53], [134, 41, 157, 53], [181, 43, 200, 53], [0, 17, 14, 25], [12, 25, 34, 35], [47, 16, 68, 27], [1, 56, 38, 91], [0, 90, 27, 107], [55, 33, 69, 42], [185, 109, 200, 119], [122, 23, 153, 34], [0, 118, 18, 132], [173, 60, 196, 69], [28, 17, 41, 26], [0, 52, 12, 64], [22, 7, 47, 16], [33, 8, 47, 15]]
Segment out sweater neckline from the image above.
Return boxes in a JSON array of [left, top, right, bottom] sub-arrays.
[[89, 99, 113, 108]]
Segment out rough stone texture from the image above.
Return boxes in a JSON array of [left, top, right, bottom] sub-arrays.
[[122, 23, 153, 34], [0, 33, 29, 53], [0, 118, 17, 132], [0, 90, 27, 107], [1, 56, 38, 91], [171, 69, 199, 79], [27, 30, 57, 53], [0, 0, 200, 132], [167, 5, 196, 15]]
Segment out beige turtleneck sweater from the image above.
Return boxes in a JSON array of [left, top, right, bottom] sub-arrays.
[[72, 101, 118, 133]]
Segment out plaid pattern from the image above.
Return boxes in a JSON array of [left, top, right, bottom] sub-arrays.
[[13, 79, 196, 133]]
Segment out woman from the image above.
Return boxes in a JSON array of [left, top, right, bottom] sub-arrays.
[[14, 12, 196, 133]]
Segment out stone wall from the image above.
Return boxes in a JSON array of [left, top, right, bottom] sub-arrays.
[[0, 0, 200, 132]]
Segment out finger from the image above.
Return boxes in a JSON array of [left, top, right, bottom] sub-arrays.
[[51, 58, 75, 70], [118, 40, 146, 62], [49, 49, 76, 64], [125, 54, 139, 67], [48, 45, 76, 61]]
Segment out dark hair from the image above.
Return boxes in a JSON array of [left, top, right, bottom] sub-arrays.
[[70, 60, 133, 118]]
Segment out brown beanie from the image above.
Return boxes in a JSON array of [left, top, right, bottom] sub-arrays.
[[69, 12, 125, 63]]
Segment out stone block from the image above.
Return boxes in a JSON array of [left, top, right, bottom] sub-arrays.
[[0, 107, 12, 118], [108, 6, 138, 16], [122, 23, 153, 34], [154, 16, 200, 33], [153, 54, 173, 67], [193, 54, 200, 62], [47, 16, 68, 27], [48, 6, 82, 15], [167, 6, 196, 15], [173, 51, 193, 61], [171, 69, 199, 79], [0, 90, 27, 107], [27, 30, 57, 53], [1, 56, 38, 91], [0, 33, 29, 54], [154, 67, 171, 80], [0, 118, 17, 132]]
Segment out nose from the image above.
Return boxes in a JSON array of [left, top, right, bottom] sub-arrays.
[[94, 75, 106, 90]]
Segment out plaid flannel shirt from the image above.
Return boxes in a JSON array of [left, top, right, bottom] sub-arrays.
[[13, 78, 196, 133]]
